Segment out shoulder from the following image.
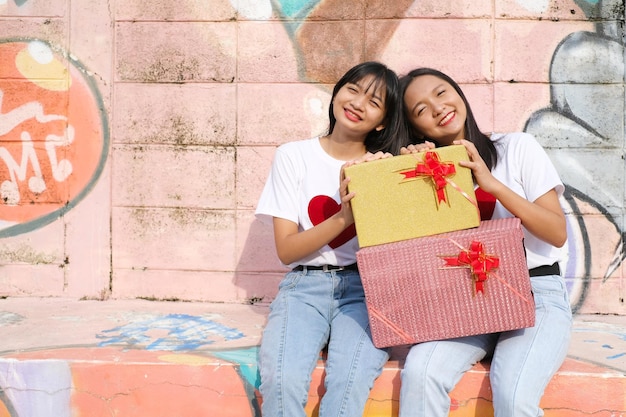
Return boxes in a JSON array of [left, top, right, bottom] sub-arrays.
[[491, 131, 545, 153], [276, 137, 319, 156], [491, 131, 537, 144], [278, 137, 319, 150], [274, 137, 319, 162]]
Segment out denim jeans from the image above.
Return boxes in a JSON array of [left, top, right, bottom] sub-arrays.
[[259, 267, 389, 417], [399, 274, 572, 417]]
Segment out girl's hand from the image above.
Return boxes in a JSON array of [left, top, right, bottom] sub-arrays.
[[273, 163, 359, 265], [400, 141, 435, 155], [453, 139, 499, 193], [360, 150, 393, 162], [454, 139, 566, 247], [339, 163, 356, 225], [344, 151, 392, 168], [340, 151, 391, 220]]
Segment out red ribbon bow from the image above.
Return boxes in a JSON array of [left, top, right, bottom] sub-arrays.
[[400, 151, 456, 205], [442, 241, 500, 294]]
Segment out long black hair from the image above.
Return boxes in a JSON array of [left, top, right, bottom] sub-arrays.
[[328, 61, 409, 155], [399, 68, 498, 169]]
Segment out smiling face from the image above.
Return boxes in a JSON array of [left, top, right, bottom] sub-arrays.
[[403, 74, 467, 146], [332, 74, 387, 137]]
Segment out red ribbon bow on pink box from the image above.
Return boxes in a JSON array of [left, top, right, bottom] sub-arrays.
[[441, 240, 500, 294]]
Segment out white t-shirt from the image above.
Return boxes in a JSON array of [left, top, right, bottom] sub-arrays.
[[255, 137, 359, 268], [488, 132, 565, 269]]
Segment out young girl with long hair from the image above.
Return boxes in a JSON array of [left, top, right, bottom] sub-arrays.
[[397, 67, 572, 417], [255, 61, 405, 417]]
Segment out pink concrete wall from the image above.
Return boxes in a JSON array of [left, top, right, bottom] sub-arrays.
[[0, 0, 624, 315]]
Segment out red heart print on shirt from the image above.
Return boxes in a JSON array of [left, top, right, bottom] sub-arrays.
[[475, 187, 496, 220], [308, 195, 356, 249]]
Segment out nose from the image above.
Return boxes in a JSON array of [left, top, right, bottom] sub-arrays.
[[350, 93, 366, 110]]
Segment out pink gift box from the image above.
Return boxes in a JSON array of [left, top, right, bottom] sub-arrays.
[[357, 218, 535, 348]]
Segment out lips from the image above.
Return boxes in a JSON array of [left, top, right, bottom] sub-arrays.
[[439, 111, 455, 126], [344, 108, 362, 122]]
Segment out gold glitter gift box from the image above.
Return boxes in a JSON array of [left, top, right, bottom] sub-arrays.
[[345, 145, 480, 247]]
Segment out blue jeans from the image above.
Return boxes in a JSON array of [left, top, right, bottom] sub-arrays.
[[399, 274, 572, 417], [259, 267, 389, 417]]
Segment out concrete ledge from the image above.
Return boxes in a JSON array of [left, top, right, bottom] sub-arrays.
[[0, 298, 624, 416], [362, 356, 626, 417]]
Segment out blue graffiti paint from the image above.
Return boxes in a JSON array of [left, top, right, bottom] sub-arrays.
[[275, 0, 319, 18], [96, 314, 244, 351], [212, 346, 261, 388], [0, 312, 23, 326], [211, 347, 262, 415], [573, 327, 626, 368], [607, 352, 625, 360]]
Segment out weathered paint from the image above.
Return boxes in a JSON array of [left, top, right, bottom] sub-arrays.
[[0, 0, 625, 415], [0, 346, 624, 417], [0, 0, 623, 314]]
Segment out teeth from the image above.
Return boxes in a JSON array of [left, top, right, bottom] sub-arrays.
[[346, 109, 360, 121], [440, 112, 453, 125]]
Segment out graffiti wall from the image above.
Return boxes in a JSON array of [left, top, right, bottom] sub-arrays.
[[0, 0, 624, 316], [0, 298, 624, 417]]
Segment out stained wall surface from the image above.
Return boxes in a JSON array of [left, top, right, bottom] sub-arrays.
[[0, 0, 624, 317]]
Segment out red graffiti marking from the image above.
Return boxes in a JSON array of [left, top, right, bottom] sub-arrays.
[[0, 40, 108, 236]]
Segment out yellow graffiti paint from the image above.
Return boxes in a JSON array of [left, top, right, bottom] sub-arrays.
[[158, 353, 214, 366], [15, 41, 71, 91]]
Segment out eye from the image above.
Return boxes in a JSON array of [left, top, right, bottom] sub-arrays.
[[370, 99, 381, 108], [437, 89, 446, 96]]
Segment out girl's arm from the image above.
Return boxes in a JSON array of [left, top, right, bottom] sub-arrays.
[[455, 139, 566, 248], [273, 167, 356, 265]]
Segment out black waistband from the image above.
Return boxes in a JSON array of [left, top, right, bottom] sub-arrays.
[[293, 263, 358, 272], [529, 262, 560, 277]]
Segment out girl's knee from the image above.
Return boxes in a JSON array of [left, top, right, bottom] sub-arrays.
[[492, 387, 542, 417], [401, 359, 444, 391]]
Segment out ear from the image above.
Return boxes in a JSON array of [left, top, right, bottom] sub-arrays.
[[375, 124, 385, 131]]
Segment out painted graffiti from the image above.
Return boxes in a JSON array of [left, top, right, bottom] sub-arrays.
[[0, 39, 108, 238], [0, 311, 624, 416], [0, 360, 72, 417], [0, 0, 624, 416], [96, 313, 245, 351], [227, 0, 626, 315], [526, 0, 626, 311]]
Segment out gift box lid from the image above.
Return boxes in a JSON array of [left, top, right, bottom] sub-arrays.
[[345, 145, 480, 247]]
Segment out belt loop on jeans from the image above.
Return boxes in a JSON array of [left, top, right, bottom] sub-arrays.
[[292, 263, 358, 272], [529, 262, 560, 277]]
